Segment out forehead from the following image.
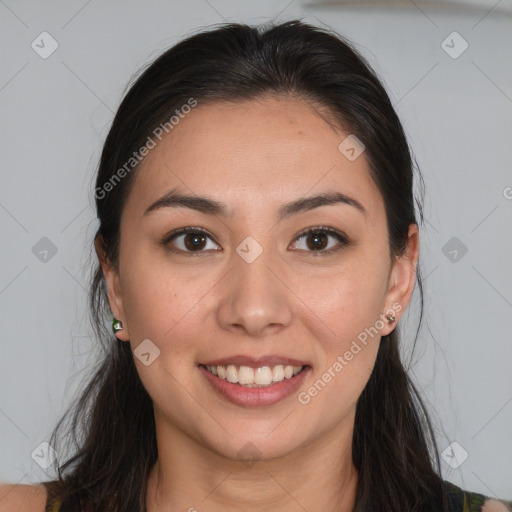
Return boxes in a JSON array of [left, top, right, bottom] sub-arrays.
[[124, 96, 383, 223]]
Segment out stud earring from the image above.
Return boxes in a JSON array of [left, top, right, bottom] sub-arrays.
[[112, 317, 123, 334], [385, 313, 396, 323]]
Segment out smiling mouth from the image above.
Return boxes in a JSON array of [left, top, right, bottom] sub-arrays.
[[198, 363, 309, 388]]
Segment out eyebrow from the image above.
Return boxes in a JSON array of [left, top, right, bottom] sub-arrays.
[[143, 187, 367, 221]]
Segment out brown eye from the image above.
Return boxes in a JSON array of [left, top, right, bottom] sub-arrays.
[[291, 227, 349, 255], [183, 232, 207, 251], [306, 231, 329, 251], [163, 227, 220, 254], [162, 226, 349, 257]]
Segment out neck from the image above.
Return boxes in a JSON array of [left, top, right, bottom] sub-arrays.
[[146, 411, 358, 512]]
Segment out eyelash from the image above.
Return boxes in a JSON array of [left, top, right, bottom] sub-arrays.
[[161, 225, 350, 257]]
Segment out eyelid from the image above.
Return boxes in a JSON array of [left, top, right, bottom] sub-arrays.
[[161, 225, 349, 256], [294, 225, 348, 243], [161, 226, 219, 256], [291, 226, 349, 255]]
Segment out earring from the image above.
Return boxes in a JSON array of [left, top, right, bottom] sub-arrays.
[[112, 317, 123, 334], [385, 313, 396, 323]]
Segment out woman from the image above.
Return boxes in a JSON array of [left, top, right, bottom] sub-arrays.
[[1, 19, 510, 512]]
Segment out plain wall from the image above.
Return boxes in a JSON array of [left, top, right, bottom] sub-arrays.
[[1, 0, 511, 501]]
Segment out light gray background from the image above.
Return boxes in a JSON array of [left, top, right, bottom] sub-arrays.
[[1, 0, 511, 502]]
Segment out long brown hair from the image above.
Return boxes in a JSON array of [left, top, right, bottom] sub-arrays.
[[42, 19, 447, 511]]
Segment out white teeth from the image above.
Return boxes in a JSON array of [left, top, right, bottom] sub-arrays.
[[272, 365, 284, 382], [238, 366, 254, 385], [204, 364, 304, 387], [254, 366, 273, 386], [226, 364, 238, 383]]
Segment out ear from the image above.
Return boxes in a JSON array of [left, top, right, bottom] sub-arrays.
[[94, 235, 130, 341], [381, 223, 419, 336]]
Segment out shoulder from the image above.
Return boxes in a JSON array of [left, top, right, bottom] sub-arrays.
[[0, 483, 48, 512], [482, 498, 512, 512], [442, 479, 512, 512]]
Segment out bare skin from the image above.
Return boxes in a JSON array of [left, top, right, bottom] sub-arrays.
[[0, 485, 47, 512], [1, 98, 509, 512], [0, 483, 510, 512], [95, 95, 420, 512], [94, 95, 420, 512]]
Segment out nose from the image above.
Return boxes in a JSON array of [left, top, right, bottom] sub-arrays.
[[216, 245, 294, 338]]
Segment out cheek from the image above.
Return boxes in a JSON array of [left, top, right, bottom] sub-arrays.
[[120, 228, 389, 353], [295, 269, 385, 416], [118, 257, 202, 407], [294, 253, 389, 338], [291, 254, 388, 393], [119, 249, 192, 348]]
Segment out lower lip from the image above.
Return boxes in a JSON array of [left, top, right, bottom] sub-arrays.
[[198, 365, 311, 407]]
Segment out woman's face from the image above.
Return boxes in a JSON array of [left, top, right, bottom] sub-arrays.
[[99, 95, 418, 463]]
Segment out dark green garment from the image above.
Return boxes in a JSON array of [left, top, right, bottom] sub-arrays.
[[444, 480, 512, 512]]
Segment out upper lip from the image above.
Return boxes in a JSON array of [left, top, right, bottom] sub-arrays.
[[200, 355, 310, 368]]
